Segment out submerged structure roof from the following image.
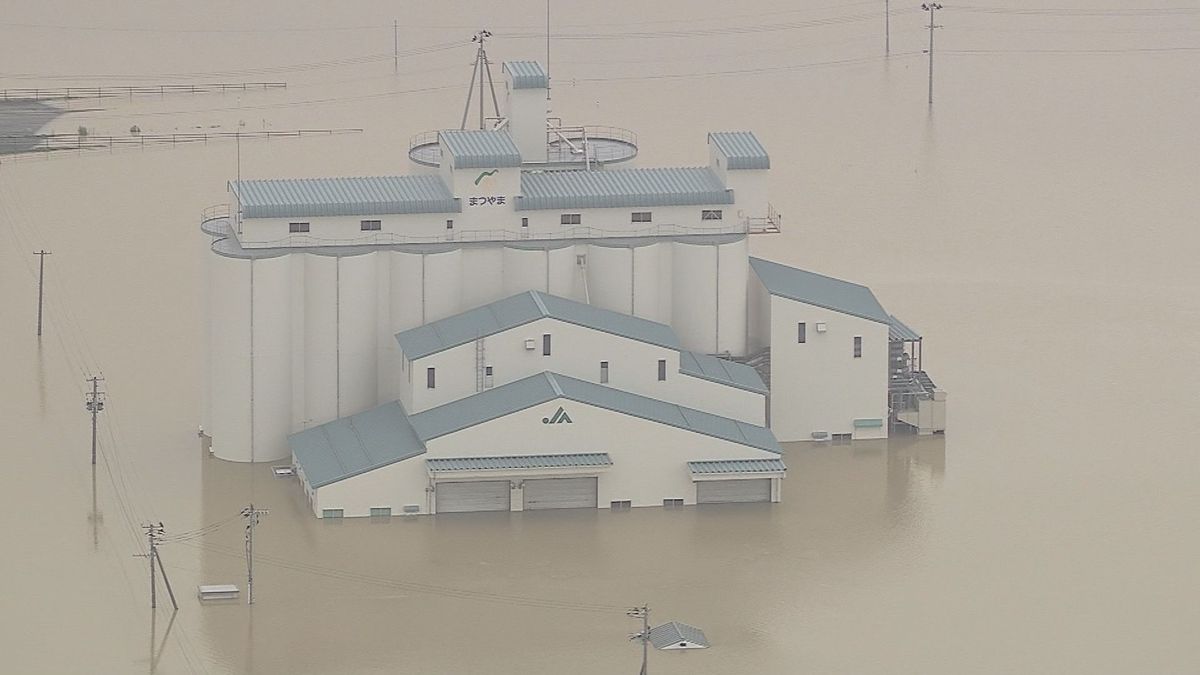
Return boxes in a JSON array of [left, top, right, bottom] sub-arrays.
[[750, 257, 890, 324], [708, 131, 770, 170], [230, 175, 459, 218], [516, 167, 733, 210]]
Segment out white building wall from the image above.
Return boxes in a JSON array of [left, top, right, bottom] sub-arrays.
[[460, 246, 505, 310], [631, 243, 665, 322], [675, 375, 765, 426], [502, 246, 549, 296], [672, 241, 719, 354], [304, 254, 339, 428], [311, 452, 430, 518], [747, 274, 771, 354], [338, 253, 378, 417], [586, 244, 633, 315], [208, 254, 252, 461], [548, 244, 581, 301], [768, 296, 889, 442], [249, 255, 293, 462], [504, 76, 548, 162], [385, 251, 424, 405], [716, 237, 749, 356], [421, 248, 462, 323]]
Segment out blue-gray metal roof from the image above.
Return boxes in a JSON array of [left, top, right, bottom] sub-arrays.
[[503, 61, 548, 89], [888, 314, 922, 341], [438, 130, 522, 169], [426, 453, 612, 472], [750, 257, 890, 324], [516, 167, 733, 211], [395, 290, 681, 360], [289, 402, 425, 489], [230, 175, 458, 218], [411, 372, 782, 454], [708, 131, 770, 170], [649, 622, 710, 649], [688, 459, 787, 475], [679, 351, 768, 394]]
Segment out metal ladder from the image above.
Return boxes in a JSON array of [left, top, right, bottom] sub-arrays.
[[475, 338, 486, 392]]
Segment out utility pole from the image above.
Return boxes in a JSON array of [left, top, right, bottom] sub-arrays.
[[393, 20, 399, 74], [627, 604, 650, 675], [140, 523, 177, 611], [922, 3, 943, 105], [85, 375, 105, 465], [546, 0, 552, 102], [242, 504, 269, 605], [885, 0, 891, 55], [34, 250, 50, 336]]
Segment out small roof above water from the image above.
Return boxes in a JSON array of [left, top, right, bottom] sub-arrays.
[[649, 622, 710, 650], [503, 60, 548, 89], [438, 129, 523, 169], [516, 166, 733, 211], [750, 257, 890, 324], [708, 131, 770, 170], [230, 175, 459, 218]]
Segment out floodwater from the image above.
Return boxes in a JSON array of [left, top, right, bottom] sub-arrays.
[[1, 1, 1197, 673]]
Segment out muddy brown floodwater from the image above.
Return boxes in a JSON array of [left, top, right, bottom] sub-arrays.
[[1, 1, 1197, 673]]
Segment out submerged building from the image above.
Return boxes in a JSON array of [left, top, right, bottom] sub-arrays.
[[199, 58, 945, 518]]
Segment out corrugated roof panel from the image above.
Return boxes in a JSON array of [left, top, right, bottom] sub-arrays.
[[290, 402, 426, 488], [678, 351, 768, 394], [888, 314, 922, 341], [688, 459, 787, 475], [438, 130, 522, 169], [231, 175, 459, 218], [395, 291, 680, 360], [503, 60, 548, 89], [426, 453, 612, 472], [516, 167, 733, 210], [750, 257, 890, 324], [708, 131, 770, 170], [649, 622, 710, 649], [410, 373, 559, 441]]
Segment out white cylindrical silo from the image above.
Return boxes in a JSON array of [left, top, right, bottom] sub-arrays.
[[502, 245, 548, 297], [547, 244, 580, 302], [671, 241, 720, 354], [338, 252, 378, 417], [304, 254, 338, 428], [461, 246, 505, 310], [716, 237, 749, 356], [381, 250, 424, 404], [631, 242, 667, 323], [422, 247, 462, 323], [587, 243, 633, 314], [208, 252, 252, 462], [250, 254, 293, 462]]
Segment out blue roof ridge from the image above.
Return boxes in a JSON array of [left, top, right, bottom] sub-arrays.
[[319, 425, 348, 473], [529, 289, 550, 316], [751, 256, 872, 291], [546, 372, 564, 397]]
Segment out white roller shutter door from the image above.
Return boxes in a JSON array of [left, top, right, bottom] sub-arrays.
[[522, 477, 598, 510], [435, 480, 511, 513], [696, 478, 771, 504]]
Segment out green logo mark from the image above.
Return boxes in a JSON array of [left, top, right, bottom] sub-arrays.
[[541, 407, 573, 425], [474, 169, 498, 185]]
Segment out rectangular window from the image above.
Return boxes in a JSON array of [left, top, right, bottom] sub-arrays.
[[600, 361, 609, 384], [369, 507, 391, 518], [321, 508, 344, 519], [610, 500, 631, 510], [542, 333, 552, 356], [426, 367, 436, 389], [289, 222, 310, 233], [797, 322, 806, 343], [446, 219, 454, 230], [360, 219, 382, 231], [521, 217, 529, 228], [485, 365, 493, 376], [657, 359, 667, 381], [832, 433, 852, 444], [663, 498, 684, 508], [701, 209, 723, 221], [560, 213, 581, 225], [853, 336, 863, 358], [631, 211, 652, 223]]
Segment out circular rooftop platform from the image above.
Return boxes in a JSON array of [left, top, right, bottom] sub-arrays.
[[409, 126, 637, 168]]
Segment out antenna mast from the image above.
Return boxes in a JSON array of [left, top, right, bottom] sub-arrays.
[[459, 30, 501, 130]]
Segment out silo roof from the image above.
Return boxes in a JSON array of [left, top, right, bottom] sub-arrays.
[[516, 166, 733, 210]]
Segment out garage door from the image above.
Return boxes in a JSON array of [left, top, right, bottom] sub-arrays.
[[523, 477, 597, 510], [435, 481, 511, 513], [696, 479, 771, 504]]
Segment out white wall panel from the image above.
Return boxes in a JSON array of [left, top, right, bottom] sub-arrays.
[[502, 246, 548, 296], [422, 249, 462, 323], [631, 242, 664, 322], [716, 238, 749, 356], [208, 254, 252, 461], [460, 247, 505, 310], [304, 254, 338, 428], [338, 253, 378, 417], [671, 242, 719, 354], [250, 255, 293, 462], [547, 245, 580, 302], [586, 244, 633, 314]]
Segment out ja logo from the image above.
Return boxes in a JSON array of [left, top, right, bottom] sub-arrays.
[[541, 407, 572, 425]]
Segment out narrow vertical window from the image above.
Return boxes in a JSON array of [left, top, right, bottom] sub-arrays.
[[542, 334, 551, 356], [485, 365, 493, 376], [600, 361, 609, 384], [657, 359, 667, 381], [797, 322, 806, 343], [853, 336, 862, 358], [521, 217, 529, 228], [426, 367, 436, 388], [446, 219, 454, 230]]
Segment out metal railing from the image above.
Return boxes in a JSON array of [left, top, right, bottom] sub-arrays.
[[744, 203, 783, 234], [200, 204, 231, 224], [0, 82, 286, 102], [407, 124, 638, 167]]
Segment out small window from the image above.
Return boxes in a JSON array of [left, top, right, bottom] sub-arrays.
[[521, 217, 529, 228], [657, 359, 667, 381], [832, 433, 852, 444], [631, 211, 652, 223], [663, 498, 684, 508], [369, 507, 392, 518], [446, 219, 454, 230], [853, 336, 863, 358], [610, 500, 631, 511], [485, 365, 493, 376], [797, 322, 806, 343], [560, 213, 581, 225], [360, 219, 382, 231], [542, 333, 552, 356], [426, 367, 436, 389], [701, 209, 723, 221], [600, 361, 609, 384], [322, 508, 344, 519], [289, 222, 310, 233]]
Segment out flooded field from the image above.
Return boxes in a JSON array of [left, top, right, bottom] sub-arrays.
[[1, 1, 1197, 673]]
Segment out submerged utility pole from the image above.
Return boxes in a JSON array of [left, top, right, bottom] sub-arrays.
[[628, 604, 651, 675], [34, 250, 50, 336], [242, 504, 269, 604], [140, 523, 177, 610], [393, 20, 399, 74], [85, 375, 105, 465], [885, 0, 891, 55], [922, 3, 943, 105]]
